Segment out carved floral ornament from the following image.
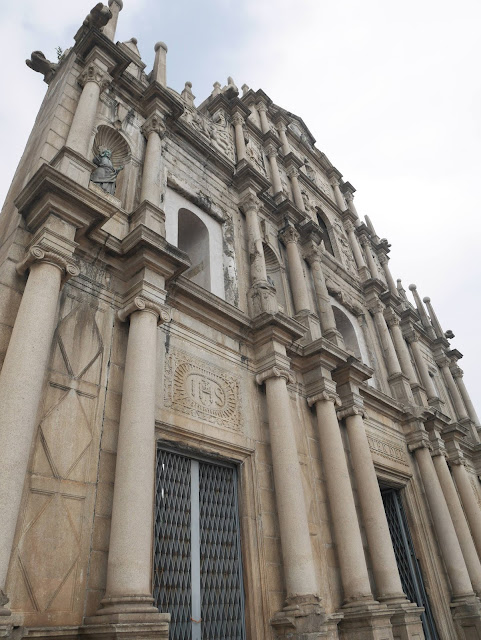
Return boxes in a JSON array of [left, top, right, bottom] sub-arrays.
[[79, 62, 112, 92], [336, 405, 368, 420], [141, 113, 166, 139], [280, 225, 300, 245], [16, 246, 80, 280], [117, 296, 171, 325]]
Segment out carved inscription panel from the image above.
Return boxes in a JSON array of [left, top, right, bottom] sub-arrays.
[[367, 433, 409, 468], [164, 349, 241, 430]]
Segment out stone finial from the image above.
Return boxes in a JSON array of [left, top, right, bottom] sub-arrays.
[[241, 83, 249, 96], [152, 42, 168, 86], [26, 51, 58, 84], [212, 81, 221, 97], [181, 81, 195, 107], [103, 0, 123, 40]]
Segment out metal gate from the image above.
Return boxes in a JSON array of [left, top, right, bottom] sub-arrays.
[[381, 489, 439, 640], [153, 447, 246, 640]]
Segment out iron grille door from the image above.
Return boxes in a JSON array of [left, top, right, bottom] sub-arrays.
[[154, 447, 246, 640], [381, 489, 439, 640]]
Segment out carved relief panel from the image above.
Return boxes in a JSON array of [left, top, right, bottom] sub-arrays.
[[164, 349, 241, 431]]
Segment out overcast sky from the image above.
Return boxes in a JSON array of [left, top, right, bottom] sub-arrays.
[[0, 0, 479, 412]]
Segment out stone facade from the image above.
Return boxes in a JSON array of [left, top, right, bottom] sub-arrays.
[[1, 4, 481, 640]]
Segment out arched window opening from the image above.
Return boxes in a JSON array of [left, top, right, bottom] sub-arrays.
[[178, 208, 211, 291], [333, 306, 362, 359], [264, 245, 288, 313], [316, 211, 335, 256]]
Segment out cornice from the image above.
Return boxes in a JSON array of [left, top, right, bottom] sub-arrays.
[[166, 277, 251, 343], [74, 28, 130, 79]]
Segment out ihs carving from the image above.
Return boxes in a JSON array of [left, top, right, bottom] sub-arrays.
[[164, 349, 241, 430]]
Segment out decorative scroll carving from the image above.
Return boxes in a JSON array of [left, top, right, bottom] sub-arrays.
[[366, 434, 409, 467], [256, 366, 295, 386], [118, 297, 170, 324], [164, 349, 241, 430], [79, 62, 112, 92], [307, 391, 341, 407], [180, 106, 235, 162], [16, 246, 80, 280]]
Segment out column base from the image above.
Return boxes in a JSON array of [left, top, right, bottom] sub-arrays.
[[248, 282, 278, 316], [384, 600, 425, 640], [294, 310, 322, 344], [81, 619, 169, 640], [84, 596, 167, 626], [388, 372, 415, 404], [270, 595, 342, 639], [51, 147, 95, 189], [451, 594, 481, 640], [323, 328, 345, 350], [0, 626, 25, 640], [339, 600, 394, 640]]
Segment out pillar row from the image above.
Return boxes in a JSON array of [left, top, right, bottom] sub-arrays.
[[266, 145, 283, 196], [370, 299, 402, 377], [411, 440, 475, 599], [439, 358, 469, 422], [386, 315, 418, 384], [379, 254, 399, 298], [286, 166, 305, 211], [257, 367, 319, 604], [406, 335, 438, 401], [433, 452, 481, 595], [341, 407, 407, 604], [451, 461, 481, 561], [303, 244, 343, 345], [0, 246, 79, 616], [91, 297, 171, 622], [308, 393, 375, 605], [452, 367, 480, 426], [280, 226, 311, 314]]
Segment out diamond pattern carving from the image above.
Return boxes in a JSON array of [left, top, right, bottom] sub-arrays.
[[56, 304, 103, 380], [39, 390, 92, 480], [17, 491, 82, 612]]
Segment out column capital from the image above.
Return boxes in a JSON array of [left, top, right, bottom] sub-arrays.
[[303, 242, 322, 265], [367, 298, 385, 315], [276, 121, 287, 133], [359, 234, 372, 249], [384, 310, 401, 328], [285, 164, 299, 179], [117, 296, 171, 325], [141, 111, 166, 139], [329, 175, 341, 188], [378, 253, 389, 266], [79, 61, 112, 91], [279, 225, 300, 245], [256, 101, 268, 113], [407, 430, 432, 453], [451, 365, 464, 379], [16, 245, 80, 281], [404, 329, 419, 344], [239, 192, 260, 214], [256, 366, 295, 386], [307, 391, 341, 408], [344, 219, 355, 233], [265, 143, 278, 158], [337, 404, 367, 420], [232, 112, 245, 127]]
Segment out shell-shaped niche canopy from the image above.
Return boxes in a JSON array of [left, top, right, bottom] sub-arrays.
[[93, 125, 131, 167]]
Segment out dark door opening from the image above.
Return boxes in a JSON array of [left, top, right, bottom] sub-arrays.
[[153, 446, 246, 640]]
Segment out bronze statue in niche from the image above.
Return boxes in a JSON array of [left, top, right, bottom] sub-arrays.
[[90, 149, 123, 195]]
